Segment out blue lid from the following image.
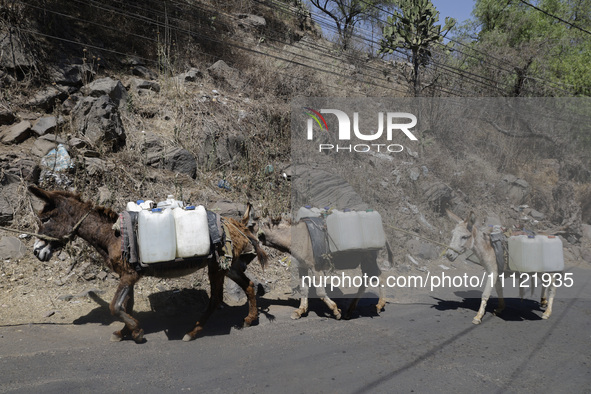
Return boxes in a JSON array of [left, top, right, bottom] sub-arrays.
[[152, 208, 162, 212], [185, 206, 196, 210], [136, 199, 145, 204], [304, 205, 311, 209]]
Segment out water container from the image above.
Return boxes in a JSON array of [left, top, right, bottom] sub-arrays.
[[359, 210, 386, 249], [295, 205, 322, 222], [326, 210, 364, 252], [139, 200, 154, 210], [157, 195, 184, 210], [540, 235, 564, 271], [138, 208, 176, 263], [508, 235, 543, 272], [173, 205, 210, 258], [126, 200, 142, 212]]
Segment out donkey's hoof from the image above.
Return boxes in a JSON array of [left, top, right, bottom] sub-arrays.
[[132, 329, 145, 343], [334, 310, 342, 320], [472, 318, 482, 325], [110, 333, 123, 342], [542, 314, 550, 320], [182, 334, 195, 342]]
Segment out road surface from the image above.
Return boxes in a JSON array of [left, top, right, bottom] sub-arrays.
[[1, 266, 590, 393]]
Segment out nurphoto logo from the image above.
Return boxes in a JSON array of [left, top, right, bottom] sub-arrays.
[[304, 107, 418, 153]]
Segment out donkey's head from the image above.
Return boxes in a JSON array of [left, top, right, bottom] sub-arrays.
[[242, 203, 290, 249], [29, 186, 88, 261], [446, 210, 477, 262]]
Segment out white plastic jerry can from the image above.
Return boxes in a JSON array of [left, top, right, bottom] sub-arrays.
[[359, 209, 386, 249], [295, 205, 322, 222], [326, 210, 364, 252], [173, 205, 210, 258], [508, 235, 543, 272], [540, 235, 564, 272], [137, 208, 177, 263]]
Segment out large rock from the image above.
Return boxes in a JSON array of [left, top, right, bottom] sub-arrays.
[[207, 60, 241, 89], [0, 153, 40, 181], [131, 65, 158, 80], [26, 86, 71, 111], [31, 116, 62, 136], [31, 134, 68, 157], [0, 237, 26, 260], [0, 30, 35, 72], [71, 95, 126, 152], [49, 64, 94, 87], [236, 14, 267, 29], [175, 68, 203, 83], [0, 181, 19, 225], [83, 77, 128, 108], [142, 132, 196, 178], [130, 78, 160, 94], [499, 174, 530, 205], [146, 146, 197, 179], [197, 129, 247, 169], [1, 120, 31, 144]]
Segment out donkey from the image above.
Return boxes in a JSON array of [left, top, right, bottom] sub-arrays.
[[244, 205, 393, 320], [28, 186, 267, 342], [445, 210, 559, 324]]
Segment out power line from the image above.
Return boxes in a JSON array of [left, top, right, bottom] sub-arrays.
[[518, 0, 591, 36], [14, 0, 406, 95]]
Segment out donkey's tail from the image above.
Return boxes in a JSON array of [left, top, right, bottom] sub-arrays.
[[385, 240, 395, 269], [247, 232, 268, 271]]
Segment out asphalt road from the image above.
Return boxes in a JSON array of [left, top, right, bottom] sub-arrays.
[[1, 266, 590, 393]]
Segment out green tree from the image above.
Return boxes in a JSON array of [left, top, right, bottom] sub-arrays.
[[379, 0, 456, 96], [461, 0, 591, 96]]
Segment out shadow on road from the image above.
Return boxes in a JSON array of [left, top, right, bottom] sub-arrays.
[[431, 290, 545, 321]]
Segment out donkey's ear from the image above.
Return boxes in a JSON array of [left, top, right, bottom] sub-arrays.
[[28, 186, 55, 210], [446, 209, 463, 224], [241, 202, 252, 227], [466, 211, 476, 232], [28, 186, 53, 202], [242, 202, 257, 229]]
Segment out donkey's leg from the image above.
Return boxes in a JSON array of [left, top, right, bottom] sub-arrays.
[[110, 277, 143, 342], [375, 275, 387, 314], [365, 257, 386, 315], [344, 281, 366, 320], [542, 277, 557, 320], [183, 263, 226, 341], [540, 283, 549, 309], [292, 267, 310, 320], [474, 269, 496, 324], [313, 270, 341, 320], [494, 274, 505, 316], [226, 265, 258, 327]]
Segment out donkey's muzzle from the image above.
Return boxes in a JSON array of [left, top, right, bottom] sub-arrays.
[[446, 249, 459, 262], [33, 239, 53, 261]]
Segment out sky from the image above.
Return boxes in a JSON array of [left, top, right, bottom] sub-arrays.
[[431, 0, 477, 25]]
